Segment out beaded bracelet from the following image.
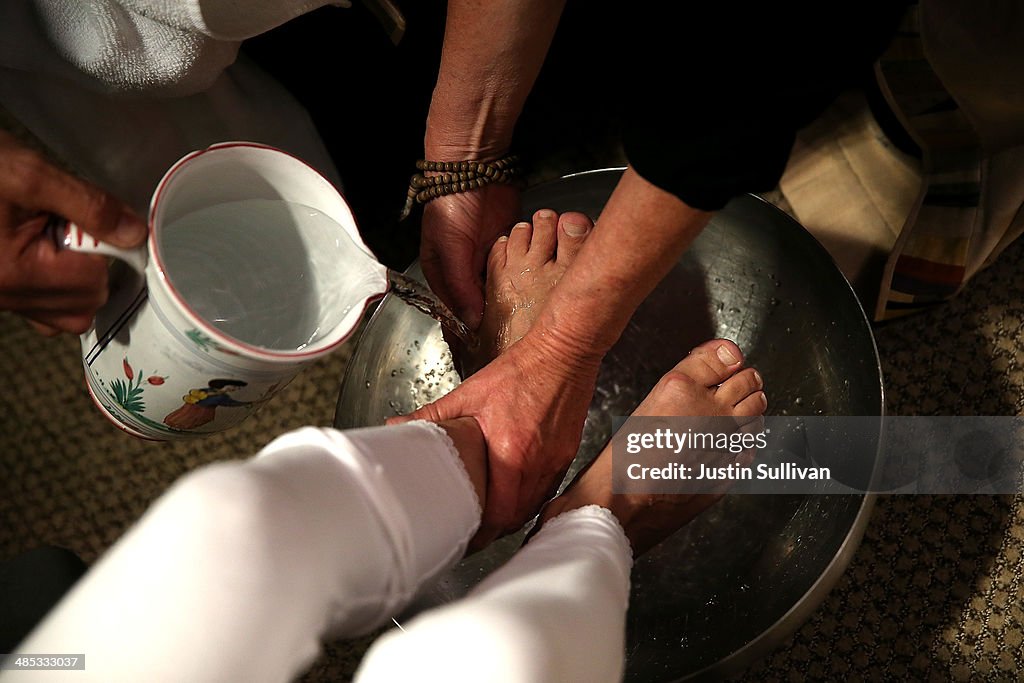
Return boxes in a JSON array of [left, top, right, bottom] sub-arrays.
[[400, 154, 522, 220]]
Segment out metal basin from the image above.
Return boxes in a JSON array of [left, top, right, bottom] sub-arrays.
[[335, 169, 883, 680]]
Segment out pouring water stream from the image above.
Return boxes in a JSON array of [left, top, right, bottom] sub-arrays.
[[386, 269, 479, 349]]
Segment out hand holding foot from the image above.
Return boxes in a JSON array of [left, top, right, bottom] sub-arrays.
[[463, 209, 592, 374], [395, 208, 597, 548]]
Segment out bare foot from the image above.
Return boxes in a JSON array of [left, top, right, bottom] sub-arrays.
[[537, 339, 767, 555], [464, 209, 593, 374]]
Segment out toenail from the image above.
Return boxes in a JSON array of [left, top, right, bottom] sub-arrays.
[[563, 221, 589, 236], [760, 393, 768, 408], [716, 344, 739, 365], [497, 235, 508, 242], [537, 209, 556, 220], [753, 370, 763, 388], [512, 222, 530, 230]]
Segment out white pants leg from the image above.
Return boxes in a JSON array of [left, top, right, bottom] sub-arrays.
[[354, 505, 633, 683], [3, 422, 633, 683], [3, 421, 480, 683]]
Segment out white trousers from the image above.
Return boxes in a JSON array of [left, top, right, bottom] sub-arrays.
[[4, 421, 632, 683]]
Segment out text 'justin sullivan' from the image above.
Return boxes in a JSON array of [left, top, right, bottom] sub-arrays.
[[624, 462, 831, 481]]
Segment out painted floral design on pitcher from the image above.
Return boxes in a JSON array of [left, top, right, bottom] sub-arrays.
[[107, 357, 166, 418]]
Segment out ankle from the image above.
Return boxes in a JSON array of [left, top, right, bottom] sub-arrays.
[[537, 477, 614, 529], [439, 417, 488, 505]]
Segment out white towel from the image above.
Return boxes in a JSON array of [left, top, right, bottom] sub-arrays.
[[0, 1, 346, 212], [23, 0, 348, 95]]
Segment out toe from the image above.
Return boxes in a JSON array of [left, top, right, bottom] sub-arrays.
[[486, 235, 509, 277], [528, 209, 558, 262], [716, 367, 762, 408], [733, 390, 768, 417], [556, 212, 593, 264], [506, 221, 532, 258], [672, 339, 745, 387]]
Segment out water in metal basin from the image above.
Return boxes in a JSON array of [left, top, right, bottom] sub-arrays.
[[335, 169, 882, 681]]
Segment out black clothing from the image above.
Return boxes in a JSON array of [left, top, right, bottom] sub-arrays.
[[621, 2, 909, 210]]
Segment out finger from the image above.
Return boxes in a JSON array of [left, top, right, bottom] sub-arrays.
[[440, 249, 485, 331], [22, 309, 97, 335], [12, 237, 111, 302], [386, 384, 466, 426], [1, 271, 108, 317], [419, 244, 453, 310], [421, 238, 485, 331], [9, 284, 107, 314], [468, 444, 532, 548], [2, 246, 109, 336], [27, 320, 61, 336], [0, 142, 146, 248], [470, 456, 525, 550]]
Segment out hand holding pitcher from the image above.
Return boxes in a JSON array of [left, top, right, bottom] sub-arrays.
[[0, 130, 148, 335]]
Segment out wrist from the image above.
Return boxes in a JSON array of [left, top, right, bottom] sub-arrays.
[[423, 129, 513, 162], [402, 156, 522, 221], [425, 94, 516, 160]]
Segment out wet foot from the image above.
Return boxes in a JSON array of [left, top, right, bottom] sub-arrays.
[[537, 339, 767, 556], [464, 209, 593, 373]]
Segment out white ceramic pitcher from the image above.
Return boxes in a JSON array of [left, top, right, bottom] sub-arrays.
[[58, 142, 390, 440]]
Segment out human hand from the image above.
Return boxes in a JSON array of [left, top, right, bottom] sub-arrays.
[[0, 131, 146, 335], [392, 331, 601, 549], [419, 183, 521, 331]]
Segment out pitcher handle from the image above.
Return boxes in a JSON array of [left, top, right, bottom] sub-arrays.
[[45, 214, 149, 275]]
